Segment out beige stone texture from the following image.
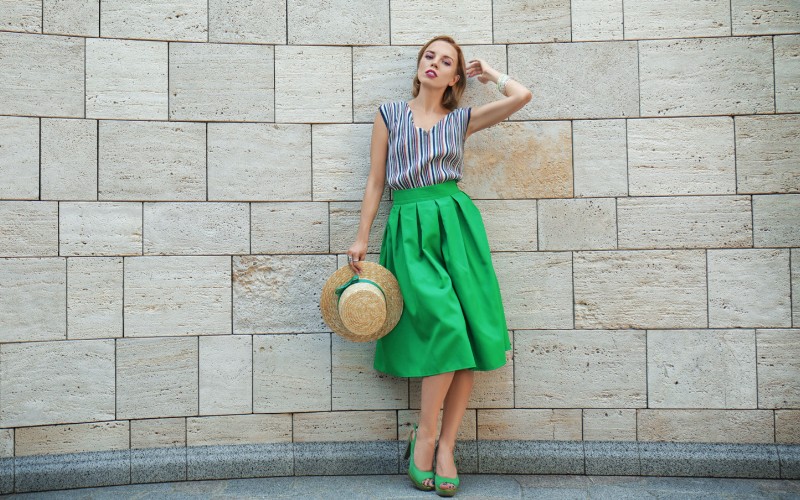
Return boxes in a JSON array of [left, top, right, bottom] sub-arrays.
[[0, 429, 12, 458], [460, 121, 573, 199], [622, 0, 731, 39], [0, 116, 38, 200], [100, 0, 207, 41], [332, 335, 407, 410], [208, 123, 311, 201], [639, 37, 774, 116], [43, 0, 101, 37], [169, 42, 275, 122], [208, 0, 286, 44], [775, 35, 800, 112], [275, 46, 352, 123], [708, 250, 792, 328], [251, 202, 329, 254], [574, 250, 707, 329], [199, 335, 252, 415], [233, 255, 336, 334], [124, 256, 231, 337], [473, 200, 537, 252], [493, 0, 571, 43], [353, 46, 419, 123], [14, 421, 129, 457], [253, 333, 331, 413], [571, 0, 624, 41], [617, 196, 753, 250], [508, 42, 638, 120], [294, 411, 397, 442], [515, 330, 646, 408], [628, 117, 736, 195], [329, 201, 392, 254], [187, 414, 292, 446], [130, 417, 186, 449], [0, 340, 115, 428], [390, 0, 493, 45], [1, 0, 41, 32], [794, 249, 799, 327], [41, 118, 98, 201], [312, 125, 386, 201], [572, 119, 628, 197], [735, 114, 800, 193], [732, 0, 800, 35], [67, 257, 123, 340], [60, 202, 143, 256], [143, 202, 249, 255], [469, 332, 515, 408], [287, 0, 389, 45], [0, 32, 83, 117], [398, 410, 477, 441], [98, 120, 206, 201], [477, 409, 582, 440], [86, 38, 168, 120], [0, 202, 58, 257], [538, 198, 617, 251], [0, 257, 66, 343], [117, 337, 198, 420], [753, 194, 800, 247], [776, 410, 800, 444], [757, 329, 800, 409], [583, 409, 637, 441], [493, 252, 573, 329], [637, 409, 775, 443]]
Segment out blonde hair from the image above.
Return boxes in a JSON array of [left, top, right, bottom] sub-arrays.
[[411, 35, 467, 111]]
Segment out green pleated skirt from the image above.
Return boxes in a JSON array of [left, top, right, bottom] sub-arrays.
[[373, 180, 511, 378]]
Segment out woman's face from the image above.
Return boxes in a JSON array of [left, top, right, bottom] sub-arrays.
[[417, 40, 460, 89]]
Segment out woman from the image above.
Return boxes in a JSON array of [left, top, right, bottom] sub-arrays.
[[346, 35, 532, 496]]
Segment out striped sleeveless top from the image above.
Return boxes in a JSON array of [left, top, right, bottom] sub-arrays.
[[379, 101, 471, 191]]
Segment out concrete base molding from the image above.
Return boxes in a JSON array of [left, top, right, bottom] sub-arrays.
[[4, 441, 798, 494]]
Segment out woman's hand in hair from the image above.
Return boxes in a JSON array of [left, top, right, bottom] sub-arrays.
[[466, 58, 500, 85]]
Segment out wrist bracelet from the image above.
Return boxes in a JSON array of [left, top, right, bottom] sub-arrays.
[[497, 74, 511, 95]]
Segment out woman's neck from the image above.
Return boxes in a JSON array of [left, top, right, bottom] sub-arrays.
[[412, 87, 446, 113]]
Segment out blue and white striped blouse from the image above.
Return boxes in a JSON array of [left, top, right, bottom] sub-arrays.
[[379, 101, 472, 191]]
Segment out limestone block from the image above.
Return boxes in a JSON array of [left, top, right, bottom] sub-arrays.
[[294, 411, 396, 442], [67, 257, 123, 340], [312, 125, 384, 202], [732, 0, 800, 35], [515, 330, 646, 408], [130, 418, 186, 448], [208, 0, 286, 44], [0, 116, 38, 200], [708, 250, 791, 328], [332, 335, 407, 410], [251, 202, 329, 254], [275, 46, 351, 123], [477, 409, 582, 440], [571, 0, 624, 41], [0, 429, 11, 458], [233, 255, 336, 333], [623, 0, 730, 39], [100, 0, 207, 41], [86, 38, 168, 120], [639, 37, 774, 116], [1, 0, 40, 32], [14, 421, 128, 456], [98, 120, 205, 201], [617, 196, 753, 249], [0, 340, 115, 428], [628, 117, 736, 195], [583, 409, 637, 441], [492, 252, 573, 329], [794, 250, 799, 327], [390, 0, 492, 45], [574, 250, 707, 329], [253, 333, 331, 413], [757, 329, 800, 408], [459, 121, 573, 199], [648, 329, 757, 409], [60, 202, 143, 256], [637, 409, 775, 443], [41, 118, 98, 201], [187, 414, 292, 446], [208, 123, 311, 201], [353, 46, 419, 123], [493, 0, 571, 43], [776, 411, 800, 443], [573, 119, 627, 197], [43, 0, 100, 37], [124, 256, 231, 336], [538, 198, 617, 251], [288, 0, 389, 44], [329, 202, 391, 254], [0, 257, 65, 343], [199, 335, 252, 415], [0, 32, 83, 117], [736, 114, 800, 193], [117, 337, 198, 419], [0, 202, 58, 257], [775, 35, 800, 112], [753, 194, 800, 247], [472, 200, 537, 252], [508, 42, 638, 119], [170, 42, 274, 122], [143, 202, 249, 255]]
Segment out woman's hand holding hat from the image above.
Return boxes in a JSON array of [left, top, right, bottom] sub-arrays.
[[347, 239, 367, 274]]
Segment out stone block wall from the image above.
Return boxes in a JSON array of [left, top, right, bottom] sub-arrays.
[[1, 0, 799, 464]]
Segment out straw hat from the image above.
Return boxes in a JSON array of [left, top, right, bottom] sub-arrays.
[[320, 261, 403, 342]]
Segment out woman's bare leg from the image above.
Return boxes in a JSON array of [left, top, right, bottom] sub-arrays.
[[414, 371, 455, 488], [436, 369, 475, 490]]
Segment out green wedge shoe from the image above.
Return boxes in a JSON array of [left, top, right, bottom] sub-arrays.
[[434, 472, 460, 497], [403, 424, 434, 491]]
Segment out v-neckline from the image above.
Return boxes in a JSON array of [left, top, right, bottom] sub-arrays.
[[405, 101, 453, 134]]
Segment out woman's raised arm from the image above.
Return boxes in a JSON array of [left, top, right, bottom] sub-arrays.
[[464, 59, 533, 139]]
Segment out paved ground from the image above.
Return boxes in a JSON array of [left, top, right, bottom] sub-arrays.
[[3, 475, 799, 499]]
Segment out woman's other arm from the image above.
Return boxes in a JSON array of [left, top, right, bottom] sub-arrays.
[[464, 59, 533, 139]]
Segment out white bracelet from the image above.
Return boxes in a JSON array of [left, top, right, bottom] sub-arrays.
[[497, 74, 511, 95]]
